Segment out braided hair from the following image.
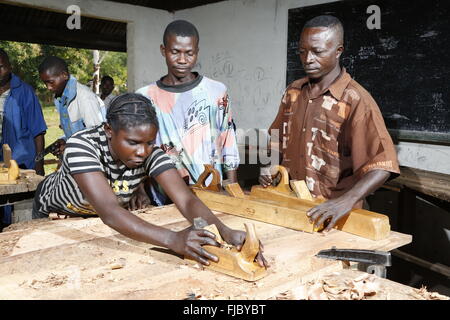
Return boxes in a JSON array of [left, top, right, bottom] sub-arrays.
[[106, 93, 159, 132]]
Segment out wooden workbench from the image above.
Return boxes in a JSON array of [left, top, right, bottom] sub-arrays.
[[0, 204, 413, 300], [0, 170, 44, 208]]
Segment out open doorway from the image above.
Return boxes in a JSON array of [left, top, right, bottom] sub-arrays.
[[0, 41, 127, 174]]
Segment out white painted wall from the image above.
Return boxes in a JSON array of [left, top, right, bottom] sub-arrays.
[[175, 0, 333, 134], [8, 0, 171, 91], [175, 0, 450, 174]]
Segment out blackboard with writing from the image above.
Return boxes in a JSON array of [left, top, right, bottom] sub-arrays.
[[287, 0, 450, 143]]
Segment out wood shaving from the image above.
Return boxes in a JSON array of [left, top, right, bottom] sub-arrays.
[[28, 273, 68, 289], [109, 258, 126, 270], [287, 274, 381, 300], [411, 286, 450, 300]]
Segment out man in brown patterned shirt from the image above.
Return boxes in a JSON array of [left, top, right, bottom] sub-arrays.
[[260, 15, 400, 232]]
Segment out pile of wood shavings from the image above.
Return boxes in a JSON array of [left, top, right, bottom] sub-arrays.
[[410, 286, 449, 300], [23, 273, 69, 289], [279, 273, 379, 300]]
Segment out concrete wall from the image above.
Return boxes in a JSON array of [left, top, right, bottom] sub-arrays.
[[175, 0, 450, 175], [8, 0, 172, 91]]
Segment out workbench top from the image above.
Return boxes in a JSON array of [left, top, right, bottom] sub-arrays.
[[0, 170, 44, 196], [0, 205, 415, 300]]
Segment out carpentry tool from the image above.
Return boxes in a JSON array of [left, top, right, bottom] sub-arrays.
[[191, 164, 318, 233], [191, 217, 267, 282], [34, 139, 62, 162], [0, 144, 20, 184], [190, 165, 391, 240], [249, 165, 391, 240], [316, 247, 392, 278]]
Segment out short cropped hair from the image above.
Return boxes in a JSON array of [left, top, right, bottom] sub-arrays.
[[0, 48, 10, 63], [106, 93, 158, 132], [101, 75, 114, 84], [163, 20, 199, 46], [38, 56, 69, 75], [303, 15, 344, 44]]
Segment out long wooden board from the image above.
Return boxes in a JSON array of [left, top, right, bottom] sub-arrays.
[[0, 205, 412, 300]]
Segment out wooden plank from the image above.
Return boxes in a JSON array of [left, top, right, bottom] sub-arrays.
[[0, 204, 412, 300], [387, 166, 450, 202]]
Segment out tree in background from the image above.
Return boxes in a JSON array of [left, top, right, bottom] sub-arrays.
[[0, 40, 127, 104]]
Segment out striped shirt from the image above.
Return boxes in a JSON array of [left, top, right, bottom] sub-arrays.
[[36, 125, 175, 217]]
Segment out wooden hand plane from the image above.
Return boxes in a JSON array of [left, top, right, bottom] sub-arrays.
[[192, 217, 267, 282], [190, 164, 391, 241], [0, 144, 20, 184]]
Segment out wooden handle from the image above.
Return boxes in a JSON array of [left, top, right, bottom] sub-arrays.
[[240, 223, 260, 263], [191, 164, 221, 192], [270, 165, 293, 195], [2, 144, 11, 168]]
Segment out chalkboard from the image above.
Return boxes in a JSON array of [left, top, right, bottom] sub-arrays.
[[287, 0, 450, 143]]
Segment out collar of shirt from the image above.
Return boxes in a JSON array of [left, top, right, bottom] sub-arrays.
[[156, 72, 203, 93], [10, 73, 22, 90], [292, 68, 353, 100], [55, 75, 77, 108]]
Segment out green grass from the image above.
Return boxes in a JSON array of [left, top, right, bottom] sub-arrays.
[[42, 104, 63, 175]]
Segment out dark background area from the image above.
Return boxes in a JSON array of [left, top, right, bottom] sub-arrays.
[[287, 0, 450, 143]]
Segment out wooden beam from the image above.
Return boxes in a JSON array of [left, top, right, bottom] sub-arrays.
[[387, 166, 450, 202]]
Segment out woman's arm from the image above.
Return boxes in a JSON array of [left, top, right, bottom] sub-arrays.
[[155, 168, 268, 267], [155, 168, 234, 237], [72, 171, 220, 265]]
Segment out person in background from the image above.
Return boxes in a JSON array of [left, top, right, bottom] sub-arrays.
[[0, 48, 47, 229], [136, 20, 239, 205], [32, 93, 267, 268], [99, 75, 116, 109], [38, 56, 105, 157]]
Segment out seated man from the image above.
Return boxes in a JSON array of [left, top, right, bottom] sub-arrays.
[[260, 15, 400, 232]]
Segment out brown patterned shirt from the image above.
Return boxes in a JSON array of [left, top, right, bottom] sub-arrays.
[[269, 69, 399, 205]]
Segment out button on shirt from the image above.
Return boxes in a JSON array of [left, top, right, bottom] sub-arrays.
[[269, 69, 400, 205]]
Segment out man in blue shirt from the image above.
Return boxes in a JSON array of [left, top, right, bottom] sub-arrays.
[[0, 48, 47, 228]]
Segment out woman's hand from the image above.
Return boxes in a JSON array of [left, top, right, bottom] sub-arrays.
[[220, 226, 269, 268], [172, 226, 221, 266], [128, 182, 152, 210]]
